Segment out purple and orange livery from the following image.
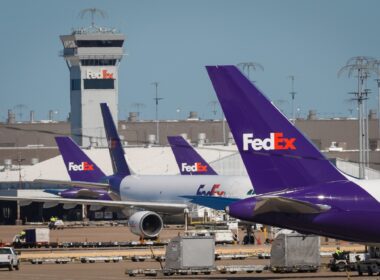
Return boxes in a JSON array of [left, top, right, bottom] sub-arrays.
[[168, 136, 217, 175], [187, 65, 380, 244]]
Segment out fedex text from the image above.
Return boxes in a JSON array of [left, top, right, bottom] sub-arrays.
[[242, 133, 296, 151], [181, 162, 208, 173], [68, 162, 94, 172]]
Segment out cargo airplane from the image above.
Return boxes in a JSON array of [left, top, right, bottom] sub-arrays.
[[186, 65, 380, 244], [48, 134, 219, 200], [0, 103, 253, 239]]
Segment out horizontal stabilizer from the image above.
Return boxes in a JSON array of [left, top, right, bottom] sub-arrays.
[[254, 196, 331, 216], [34, 179, 110, 190], [44, 188, 104, 199], [74, 189, 103, 199], [182, 195, 239, 211]]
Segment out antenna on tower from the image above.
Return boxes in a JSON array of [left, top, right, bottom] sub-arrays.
[[79, 8, 107, 28]]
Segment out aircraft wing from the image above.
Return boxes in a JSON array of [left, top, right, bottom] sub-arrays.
[[0, 196, 187, 215], [34, 179, 110, 190], [254, 196, 331, 215]]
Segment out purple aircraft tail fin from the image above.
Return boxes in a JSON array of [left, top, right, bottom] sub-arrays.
[[168, 136, 217, 175], [206, 65, 345, 195], [55, 137, 106, 182], [100, 103, 131, 177]]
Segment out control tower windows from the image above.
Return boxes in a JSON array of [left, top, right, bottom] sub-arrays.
[[83, 79, 114, 89], [81, 59, 117, 66], [76, 40, 124, 47]]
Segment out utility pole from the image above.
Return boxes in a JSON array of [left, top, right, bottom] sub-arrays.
[[14, 153, 25, 224], [288, 75, 297, 124], [151, 82, 163, 144], [338, 56, 375, 178]]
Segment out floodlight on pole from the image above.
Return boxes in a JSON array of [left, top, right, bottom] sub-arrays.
[[237, 62, 264, 83], [371, 60, 380, 138], [151, 82, 163, 144], [338, 56, 376, 178]]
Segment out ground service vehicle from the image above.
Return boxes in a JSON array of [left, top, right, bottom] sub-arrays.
[[329, 251, 366, 272], [13, 228, 50, 248], [0, 247, 19, 271]]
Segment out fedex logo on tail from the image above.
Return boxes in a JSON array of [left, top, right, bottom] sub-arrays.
[[68, 162, 94, 172], [181, 162, 208, 173], [243, 133, 296, 151]]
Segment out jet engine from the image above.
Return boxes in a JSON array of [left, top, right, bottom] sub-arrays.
[[127, 211, 163, 239]]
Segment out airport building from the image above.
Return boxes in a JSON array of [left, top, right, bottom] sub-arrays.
[[1, 111, 380, 169], [60, 25, 124, 147], [1, 112, 380, 224]]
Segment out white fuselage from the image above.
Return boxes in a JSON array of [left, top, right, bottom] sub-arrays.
[[119, 175, 253, 204]]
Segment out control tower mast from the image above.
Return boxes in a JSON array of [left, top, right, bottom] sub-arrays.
[[60, 9, 125, 147]]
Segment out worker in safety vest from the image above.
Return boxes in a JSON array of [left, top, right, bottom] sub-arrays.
[[19, 230, 26, 241], [335, 246, 344, 259]]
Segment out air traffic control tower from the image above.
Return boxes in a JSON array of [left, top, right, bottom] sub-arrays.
[[60, 19, 125, 147]]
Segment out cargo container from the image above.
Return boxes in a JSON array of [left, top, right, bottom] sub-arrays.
[[270, 233, 320, 272], [165, 236, 215, 271], [25, 228, 50, 244]]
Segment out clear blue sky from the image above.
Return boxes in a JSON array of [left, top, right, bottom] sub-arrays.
[[1, 0, 380, 121]]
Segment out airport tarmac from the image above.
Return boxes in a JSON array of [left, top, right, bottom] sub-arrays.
[[0, 261, 375, 280], [0, 225, 368, 279], [0, 224, 361, 246]]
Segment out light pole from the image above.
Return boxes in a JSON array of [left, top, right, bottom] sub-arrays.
[[288, 75, 297, 124], [338, 56, 375, 178], [151, 82, 163, 144], [237, 62, 264, 83], [371, 60, 380, 139]]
